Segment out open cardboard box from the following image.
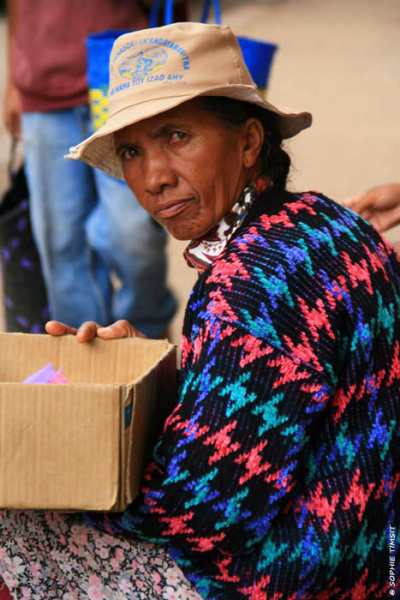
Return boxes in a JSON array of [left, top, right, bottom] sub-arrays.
[[0, 333, 177, 511]]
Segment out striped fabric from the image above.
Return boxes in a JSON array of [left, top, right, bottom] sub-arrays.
[[87, 187, 400, 599]]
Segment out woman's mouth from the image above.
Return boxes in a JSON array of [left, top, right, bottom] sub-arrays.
[[155, 199, 192, 219]]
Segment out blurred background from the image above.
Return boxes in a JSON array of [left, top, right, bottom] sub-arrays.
[[0, 0, 399, 346]]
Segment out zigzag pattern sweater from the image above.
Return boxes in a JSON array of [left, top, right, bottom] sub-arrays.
[[88, 187, 400, 599]]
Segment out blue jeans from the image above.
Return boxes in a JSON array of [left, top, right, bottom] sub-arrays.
[[22, 106, 176, 337]]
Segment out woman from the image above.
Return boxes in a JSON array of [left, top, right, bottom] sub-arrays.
[[1, 22, 399, 600]]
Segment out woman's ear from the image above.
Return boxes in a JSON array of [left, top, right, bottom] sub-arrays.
[[242, 118, 264, 169]]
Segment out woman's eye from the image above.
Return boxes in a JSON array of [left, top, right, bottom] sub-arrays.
[[119, 147, 139, 161], [170, 131, 187, 143]]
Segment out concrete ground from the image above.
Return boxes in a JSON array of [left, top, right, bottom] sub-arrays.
[[0, 0, 399, 346]]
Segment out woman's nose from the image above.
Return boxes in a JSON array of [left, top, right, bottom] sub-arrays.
[[144, 151, 177, 194]]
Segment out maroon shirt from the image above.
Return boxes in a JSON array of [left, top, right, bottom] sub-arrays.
[[11, 0, 149, 112]]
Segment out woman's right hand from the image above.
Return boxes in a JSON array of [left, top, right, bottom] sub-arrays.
[[45, 320, 147, 343]]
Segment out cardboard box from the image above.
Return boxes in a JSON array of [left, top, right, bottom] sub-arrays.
[[0, 333, 177, 511]]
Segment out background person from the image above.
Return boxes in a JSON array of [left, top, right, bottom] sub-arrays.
[[1, 22, 399, 600], [3, 0, 178, 337]]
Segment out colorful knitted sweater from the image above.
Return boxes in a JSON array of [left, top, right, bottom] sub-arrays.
[[87, 187, 400, 599]]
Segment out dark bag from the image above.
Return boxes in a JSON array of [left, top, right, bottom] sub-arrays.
[[0, 149, 49, 333]]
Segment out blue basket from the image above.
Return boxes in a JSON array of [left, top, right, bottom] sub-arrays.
[[237, 37, 277, 93], [86, 29, 131, 131], [200, 0, 278, 93]]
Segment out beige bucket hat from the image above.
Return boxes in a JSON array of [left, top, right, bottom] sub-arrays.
[[67, 22, 312, 180]]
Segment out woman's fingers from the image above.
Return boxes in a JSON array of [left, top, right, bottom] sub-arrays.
[[45, 321, 78, 336], [47, 320, 103, 343], [97, 320, 147, 340], [45, 320, 146, 342], [76, 321, 104, 343]]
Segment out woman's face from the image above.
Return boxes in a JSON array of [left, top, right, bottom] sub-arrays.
[[114, 99, 263, 240]]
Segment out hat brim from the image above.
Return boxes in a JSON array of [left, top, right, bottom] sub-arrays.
[[66, 83, 312, 180]]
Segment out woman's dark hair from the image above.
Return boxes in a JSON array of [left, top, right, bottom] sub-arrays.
[[198, 96, 291, 189]]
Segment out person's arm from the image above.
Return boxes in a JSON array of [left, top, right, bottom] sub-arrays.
[[3, 0, 22, 138], [343, 183, 400, 233]]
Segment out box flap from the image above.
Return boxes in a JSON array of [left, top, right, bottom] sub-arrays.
[[0, 333, 175, 384]]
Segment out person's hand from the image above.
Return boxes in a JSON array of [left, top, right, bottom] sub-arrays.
[[392, 241, 400, 256], [343, 183, 400, 233], [3, 81, 22, 139], [45, 320, 147, 343]]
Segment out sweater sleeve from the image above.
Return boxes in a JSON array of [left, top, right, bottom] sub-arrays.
[[85, 317, 336, 556]]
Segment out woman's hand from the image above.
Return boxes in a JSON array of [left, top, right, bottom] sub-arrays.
[[45, 320, 147, 343], [343, 183, 400, 233]]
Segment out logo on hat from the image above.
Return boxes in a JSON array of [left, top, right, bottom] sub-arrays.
[[119, 46, 168, 83], [110, 37, 191, 97]]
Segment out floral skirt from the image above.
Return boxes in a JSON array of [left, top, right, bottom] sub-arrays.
[[0, 511, 202, 600]]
